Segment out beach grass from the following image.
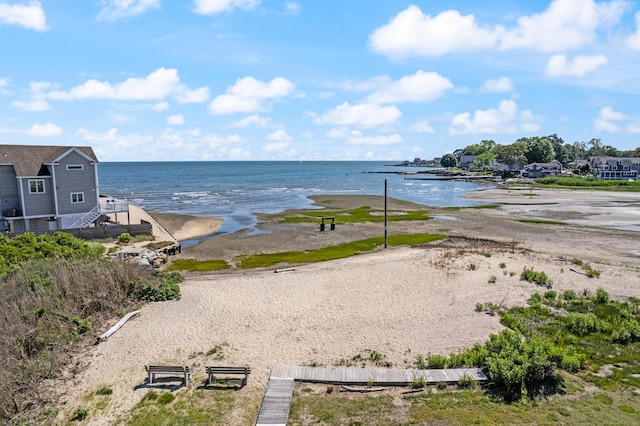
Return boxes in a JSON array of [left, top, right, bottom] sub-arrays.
[[236, 233, 446, 269], [443, 204, 498, 211], [532, 176, 640, 191], [265, 205, 431, 224], [165, 259, 230, 272]]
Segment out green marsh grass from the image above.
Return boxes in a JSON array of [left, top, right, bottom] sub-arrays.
[[237, 233, 446, 269], [165, 259, 230, 272], [266, 205, 431, 224]]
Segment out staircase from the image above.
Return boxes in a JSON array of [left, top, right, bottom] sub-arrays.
[[67, 206, 101, 229]]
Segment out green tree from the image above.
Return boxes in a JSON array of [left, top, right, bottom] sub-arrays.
[[545, 134, 566, 163], [519, 137, 555, 164], [440, 153, 458, 168], [494, 143, 527, 172], [474, 151, 496, 170]]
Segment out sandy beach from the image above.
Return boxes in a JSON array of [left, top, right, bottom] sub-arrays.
[[51, 187, 640, 424]]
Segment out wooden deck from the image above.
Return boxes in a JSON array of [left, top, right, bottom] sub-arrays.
[[255, 365, 488, 425], [255, 377, 294, 426], [269, 364, 487, 386]]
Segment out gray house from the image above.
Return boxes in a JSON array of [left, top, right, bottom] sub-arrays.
[[1, 144, 104, 233], [589, 156, 640, 180]]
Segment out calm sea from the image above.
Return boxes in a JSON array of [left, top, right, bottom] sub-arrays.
[[98, 161, 490, 235]]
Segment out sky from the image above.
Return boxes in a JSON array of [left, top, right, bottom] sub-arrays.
[[1, 0, 640, 162]]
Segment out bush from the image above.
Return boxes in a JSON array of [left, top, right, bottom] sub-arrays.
[[117, 232, 132, 244], [611, 319, 640, 344], [521, 268, 553, 288], [428, 354, 447, 369], [594, 288, 610, 304], [71, 407, 88, 421], [567, 313, 599, 336], [457, 373, 477, 389]]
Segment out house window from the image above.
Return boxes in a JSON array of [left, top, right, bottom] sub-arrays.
[[66, 164, 84, 170], [28, 179, 45, 194], [71, 192, 85, 204]]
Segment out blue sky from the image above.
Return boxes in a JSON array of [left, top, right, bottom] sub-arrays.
[[1, 0, 640, 162]]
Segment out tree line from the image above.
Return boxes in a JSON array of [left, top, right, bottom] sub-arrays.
[[440, 135, 640, 169]]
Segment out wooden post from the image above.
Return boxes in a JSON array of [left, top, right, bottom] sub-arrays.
[[384, 179, 387, 249]]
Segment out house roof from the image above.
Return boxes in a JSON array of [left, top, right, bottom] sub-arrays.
[[0, 144, 98, 176]]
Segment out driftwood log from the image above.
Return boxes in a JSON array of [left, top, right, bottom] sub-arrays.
[[95, 310, 140, 344]]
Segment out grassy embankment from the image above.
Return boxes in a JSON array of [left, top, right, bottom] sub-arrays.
[[167, 205, 446, 272], [0, 232, 183, 425]]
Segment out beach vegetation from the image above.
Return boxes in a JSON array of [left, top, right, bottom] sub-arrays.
[[165, 258, 230, 272], [117, 232, 132, 244], [236, 233, 446, 269], [0, 234, 184, 423], [488, 275, 497, 284], [572, 258, 601, 278], [467, 263, 477, 271], [534, 176, 640, 191], [268, 205, 431, 225], [71, 406, 89, 421], [520, 267, 553, 288], [499, 262, 506, 269]]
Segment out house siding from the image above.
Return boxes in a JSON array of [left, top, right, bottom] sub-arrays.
[[0, 165, 20, 217], [20, 177, 55, 216], [52, 151, 99, 215]]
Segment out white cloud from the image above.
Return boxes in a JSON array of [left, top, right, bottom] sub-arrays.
[[167, 114, 184, 125], [368, 6, 498, 58], [366, 70, 453, 104], [500, 0, 628, 52], [0, 1, 47, 31], [27, 123, 62, 137], [369, 1, 629, 58], [11, 99, 51, 111], [0, 77, 9, 87], [545, 54, 608, 77], [193, 0, 260, 15], [594, 106, 629, 132], [152, 101, 169, 111], [284, 2, 300, 15], [625, 11, 640, 50], [209, 76, 295, 114], [410, 121, 435, 134], [448, 99, 540, 135], [45, 68, 208, 103], [264, 129, 293, 151], [97, 0, 160, 21], [316, 103, 401, 128], [347, 133, 403, 145], [480, 77, 515, 93], [233, 114, 270, 127]]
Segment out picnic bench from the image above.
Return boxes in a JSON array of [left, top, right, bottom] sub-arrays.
[[205, 366, 251, 387], [145, 365, 193, 386]]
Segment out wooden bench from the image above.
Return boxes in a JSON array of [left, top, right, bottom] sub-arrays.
[[145, 365, 193, 386], [205, 366, 251, 387]]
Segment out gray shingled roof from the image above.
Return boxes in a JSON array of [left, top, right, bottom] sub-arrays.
[[0, 144, 98, 177]]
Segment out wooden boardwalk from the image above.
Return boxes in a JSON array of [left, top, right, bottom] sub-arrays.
[[269, 364, 487, 386], [255, 377, 294, 426], [255, 365, 487, 425]]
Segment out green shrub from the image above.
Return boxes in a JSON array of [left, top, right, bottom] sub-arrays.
[[562, 290, 577, 301], [467, 263, 477, 271], [499, 262, 506, 269], [567, 313, 599, 336], [594, 288, 610, 304], [521, 268, 553, 288], [428, 354, 447, 369], [611, 319, 640, 344], [410, 375, 427, 388], [488, 276, 497, 284], [457, 373, 477, 389], [117, 233, 132, 244], [71, 407, 88, 421]]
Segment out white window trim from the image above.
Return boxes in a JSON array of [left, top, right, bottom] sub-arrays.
[[66, 164, 84, 170], [70, 192, 85, 204], [28, 179, 46, 194]]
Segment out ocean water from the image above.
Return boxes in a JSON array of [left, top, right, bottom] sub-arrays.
[[98, 161, 490, 235]]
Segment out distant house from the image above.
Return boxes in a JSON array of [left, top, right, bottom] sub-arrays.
[[589, 156, 640, 180], [1, 144, 112, 233], [519, 160, 563, 178], [458, 155, 477, 169]]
